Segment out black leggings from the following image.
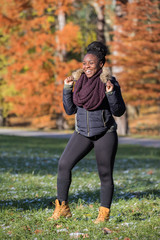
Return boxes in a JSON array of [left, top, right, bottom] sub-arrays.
[[57, 130, 118, 208]]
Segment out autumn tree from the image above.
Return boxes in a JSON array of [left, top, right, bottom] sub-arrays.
[[3, 0, 158, 134], [0, 0, 116, 129], [111, 0, 160, 107], [0, 0, 81, 128], [108, 0, 160, 134], [0, 7, 18, 125]]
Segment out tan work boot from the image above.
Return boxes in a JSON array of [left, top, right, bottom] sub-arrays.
[[48, 199, 72, 220], [94, 206, 110, 224]]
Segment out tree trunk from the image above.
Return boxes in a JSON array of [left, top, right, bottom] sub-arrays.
[[115, 0, 128, 17], [113, 0, 129, 135], [0, 108, 4, 126], [90, 2, 106, 45], [114, 111, 128, 135], [56, 113, 69, 130], [56, 6, 69, 129], [56, 6, 66, 61]]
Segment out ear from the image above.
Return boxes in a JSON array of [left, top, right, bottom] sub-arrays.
[[99, 61, 103, 68]]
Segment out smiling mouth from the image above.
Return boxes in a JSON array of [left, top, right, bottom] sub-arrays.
[[85, 70, 92, 74]]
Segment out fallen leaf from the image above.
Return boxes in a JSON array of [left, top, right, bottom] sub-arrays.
[[147, 170, 153, 175], [89, 204, 93, 208], [56, 224, 62, 228], [23, 226, 31, 231], [103, 227, 113, 234], [34, 229, 43, 234], [83, 233, 89, 238]]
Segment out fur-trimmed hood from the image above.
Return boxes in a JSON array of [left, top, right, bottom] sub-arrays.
[[72, 67, 112, 84]]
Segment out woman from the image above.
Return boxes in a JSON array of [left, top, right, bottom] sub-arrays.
[[49, 41, 126, 223]]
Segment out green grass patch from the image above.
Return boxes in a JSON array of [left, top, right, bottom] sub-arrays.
[[0, 135, 160, 239]]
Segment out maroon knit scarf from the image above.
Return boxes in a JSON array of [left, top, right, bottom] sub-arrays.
[[73, 69, 106, 110]]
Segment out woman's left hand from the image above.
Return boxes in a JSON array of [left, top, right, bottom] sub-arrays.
[[64, 76, 74, 86], [106, 80, 114, 93]]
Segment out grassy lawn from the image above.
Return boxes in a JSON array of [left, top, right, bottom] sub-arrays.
[[0, 135, 160, 240]]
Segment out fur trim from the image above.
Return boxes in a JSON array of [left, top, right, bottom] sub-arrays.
[[72, 69, 83, 81], [71, 67, 112, 83], [100, 67, 112, 84]]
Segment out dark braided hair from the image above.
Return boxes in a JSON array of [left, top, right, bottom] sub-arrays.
[[86, 41, 108, 65]]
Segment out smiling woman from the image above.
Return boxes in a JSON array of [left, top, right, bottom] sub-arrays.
[[82, 54, 103, 78], [49, 41, 126, 223]]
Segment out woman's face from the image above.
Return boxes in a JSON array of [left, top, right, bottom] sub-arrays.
[[82, 54, 103, 78]]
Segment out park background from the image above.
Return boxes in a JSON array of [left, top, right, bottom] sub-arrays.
[[0, 0, 159, 136], [0, 1, 160, 239]]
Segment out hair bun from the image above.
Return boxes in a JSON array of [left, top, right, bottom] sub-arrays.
[[86, 41, 107, 57], [86, 41, 108, 65]]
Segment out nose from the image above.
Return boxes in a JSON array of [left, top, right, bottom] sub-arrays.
[[85, 62, 90, 68]]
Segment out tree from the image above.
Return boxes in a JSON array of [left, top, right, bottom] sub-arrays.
[[111, 0, 160, 107], [0, 0, 81, 128], [88, 0, 106, 44]]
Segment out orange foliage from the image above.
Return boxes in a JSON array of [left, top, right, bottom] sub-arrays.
[[56, 23, 81, 52], [110, 0, 160, 106], [31, 0, 74, 16], [0, 0, 81, 124]]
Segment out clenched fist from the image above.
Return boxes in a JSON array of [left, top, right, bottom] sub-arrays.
[[106, 80, 114, 93], [64, 76, 74, 86]]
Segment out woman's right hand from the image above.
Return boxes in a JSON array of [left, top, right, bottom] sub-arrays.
[[64, 76, 74, 86]]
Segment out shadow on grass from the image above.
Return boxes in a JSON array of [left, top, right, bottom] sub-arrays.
[[0, 188, 159, 211], [0, 155, 160, 176], [0, 135, 160, 175], [0, 135, 160, 213]]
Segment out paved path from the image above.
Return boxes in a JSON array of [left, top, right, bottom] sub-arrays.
[[0, 128, 160, 148]]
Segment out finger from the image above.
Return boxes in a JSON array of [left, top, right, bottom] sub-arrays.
[[106, 81, 114, 92], [106, 80, 113, 87], [68, 76, 74, 82], [64, 76, 74, 85]]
